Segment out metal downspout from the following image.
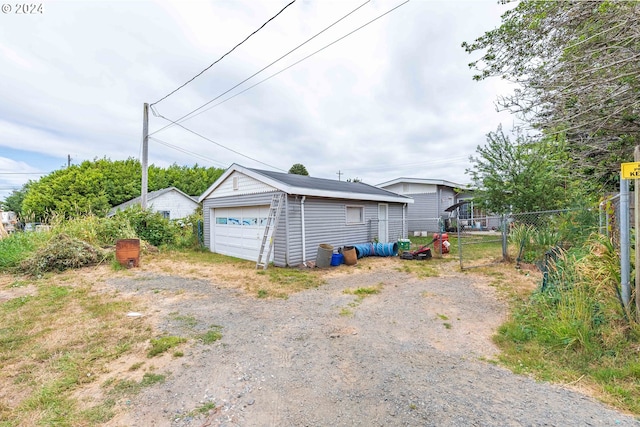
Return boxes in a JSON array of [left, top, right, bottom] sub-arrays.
[[285, 194, 290, 266], [301, 196, 307, 266], [403, 203, 407, 238]]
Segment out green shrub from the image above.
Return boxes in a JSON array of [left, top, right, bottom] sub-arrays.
[[114, 206, 177, 247]]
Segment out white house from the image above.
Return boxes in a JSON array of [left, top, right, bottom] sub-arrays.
[[108, 187, 199, 220]]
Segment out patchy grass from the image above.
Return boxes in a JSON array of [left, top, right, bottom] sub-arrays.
[[347, 286, 382, 296], [106, 373, 166, 399], [197, 327, 223, 345], [169, 312, 198, 328], [188, 401, 216, 417], [147, 336, 187, 358], [0, 271, 153, 426], [340, 284, 383, 315], [340, 307, 354, 317], [396, 261, 439, 278]]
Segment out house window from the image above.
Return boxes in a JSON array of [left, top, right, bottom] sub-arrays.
[[158, 210, 170, 219], [346, 206, 364, 225]]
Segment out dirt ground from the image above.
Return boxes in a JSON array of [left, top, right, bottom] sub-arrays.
[[70, 256, 639, 427]]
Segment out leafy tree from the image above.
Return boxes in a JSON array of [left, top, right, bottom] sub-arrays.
[[20, 158, 224, 221], [466, 125, 573, 214], [1, 181, 32, 216], [463, 0, 640, 190], [288, 163, 309, 176]]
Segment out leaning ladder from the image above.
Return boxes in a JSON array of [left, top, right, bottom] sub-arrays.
[[256, 193, 286, 270]]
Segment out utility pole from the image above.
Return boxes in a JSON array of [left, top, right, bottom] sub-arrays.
[[141, 103, 149, 210], [67, 154, 71, 168], [336, 170, 342, 181]]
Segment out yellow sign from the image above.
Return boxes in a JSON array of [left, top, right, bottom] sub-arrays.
[[621, 162, 640, 179]]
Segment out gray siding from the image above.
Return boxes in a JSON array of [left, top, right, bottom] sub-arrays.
[[406, 187, 458, 232], [285, 197, 406, 267], [407, 193, 439, 232]]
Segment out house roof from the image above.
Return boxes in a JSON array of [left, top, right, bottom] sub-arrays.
[[199, 164, 413, 204], [376, 177, 468, 189], [107, 187, 198, 216]]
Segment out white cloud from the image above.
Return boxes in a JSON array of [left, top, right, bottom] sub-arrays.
[[0, 0, 518, 201]]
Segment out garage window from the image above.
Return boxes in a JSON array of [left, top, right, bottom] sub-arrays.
[[346, 206, 364, 225]]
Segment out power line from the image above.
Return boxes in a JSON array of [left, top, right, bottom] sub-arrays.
[[0, 172, 50, 175], [155, 121, 286, 172], [342, 155, 470, 173], [149, 0, 371, 136], [151, 0, 297, 107], [149, 137, 228, 168], [148, 0, 409, 174], [195, 0, 410, 116]]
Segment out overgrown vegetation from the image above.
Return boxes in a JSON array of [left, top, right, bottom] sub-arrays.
[[19, 234, 105, 276], [496, 233, 640, 414], [0, 209, 204, 276]]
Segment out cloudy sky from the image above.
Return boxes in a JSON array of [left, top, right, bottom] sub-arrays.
[[0, 0, 516, 201]]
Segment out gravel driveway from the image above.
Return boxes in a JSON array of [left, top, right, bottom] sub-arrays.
[[105, 263, 640, 427]]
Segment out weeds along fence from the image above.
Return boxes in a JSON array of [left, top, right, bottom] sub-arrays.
[[456, 209, 599, 270]]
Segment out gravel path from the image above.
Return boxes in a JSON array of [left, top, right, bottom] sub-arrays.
[[105, 266, 640, 427]]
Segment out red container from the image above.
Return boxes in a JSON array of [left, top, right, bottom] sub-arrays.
[[433, 233, 450, 254], [116, 239, 140, 268]]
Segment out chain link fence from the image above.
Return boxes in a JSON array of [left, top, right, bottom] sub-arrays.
[[599, 193, 627, 249], [456, 214, 505, 269], [453, 208, 599, 270]]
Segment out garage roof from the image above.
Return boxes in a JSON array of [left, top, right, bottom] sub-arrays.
[[199, 164, 413, 204]]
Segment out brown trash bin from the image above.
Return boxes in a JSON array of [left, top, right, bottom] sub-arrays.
[[342, 246, 357, 266]]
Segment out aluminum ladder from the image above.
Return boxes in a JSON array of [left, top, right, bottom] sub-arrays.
[[256, 193, 286, 270]]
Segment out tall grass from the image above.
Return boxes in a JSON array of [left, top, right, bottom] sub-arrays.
[[50, 214, 137, 247], [497, 233, 640, 414], [0, 231, 50, 271]]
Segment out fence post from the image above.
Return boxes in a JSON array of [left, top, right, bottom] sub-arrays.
[[502, 214, 508, 261], [457, 207, 463, 270], [620, 177, 631, 309]]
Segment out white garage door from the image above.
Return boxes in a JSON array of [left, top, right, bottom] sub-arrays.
[[211, 206, 271, 261]]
